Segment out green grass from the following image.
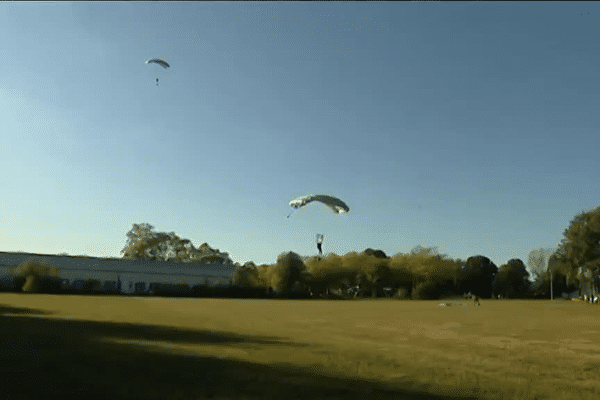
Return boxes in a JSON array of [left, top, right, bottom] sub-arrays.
[[1, 294, 599, 399]]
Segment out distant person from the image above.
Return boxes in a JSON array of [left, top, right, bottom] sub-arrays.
[[473, 294, 480, 306]]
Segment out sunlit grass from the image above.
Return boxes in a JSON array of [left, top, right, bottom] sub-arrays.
[[1, 294, 599, 399]]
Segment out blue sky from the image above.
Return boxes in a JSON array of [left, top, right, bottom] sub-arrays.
[[1, 2, 599, 267]]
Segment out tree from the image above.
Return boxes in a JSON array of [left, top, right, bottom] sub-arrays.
[[232, 262, 260, 288], [407, 246, 454, 286], [302, 254, 344, 298], [553, 207, 600, 294], [316, 254, 353, 295], [458, 255, 498, 298], [530, 265, 573, 299], [492, 259, 530, 298], [121, 223, 234, 264], [409, 245, 444, 257], [356, 251, 393, 297], [528, 247, 557, 299], [363, 248, 388, 259], [11, 256, 62, 293], [527, 248, 555, 280], [121, 223, 170, 260], [272, 252, 307, 295], [188, 242, 233, 264]]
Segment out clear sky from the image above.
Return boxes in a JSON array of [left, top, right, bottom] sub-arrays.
[[1, 2, 598, 267]]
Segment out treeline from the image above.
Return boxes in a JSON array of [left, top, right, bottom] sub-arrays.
[[230, 205, 600, 300], [0, 246, 577, 300], [3, 205, 599, 300], [232, 247, 581, 300], [0, 246, 584, 300]]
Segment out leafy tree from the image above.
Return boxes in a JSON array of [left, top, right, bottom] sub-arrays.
[[553, 207, 600, 291], [271, 251, 307, 295], [121, 223, 234, 264], [409, 245, 447, 258], [255, 264, 274, 290], [404, 246, 455, 295], [368, 261, 393, 297], [529, 266, 573, 299], [506, 258, 530, 295], [412, 280, 453, 300], [492, 259, 530, 298], [388, 254, 417, 297], [341, 253, 387, 298], [450, 258, 467, 289], [10, 256, 62, 293], [527, 248, 556, 281], [458, 255, 498, 298], [315, 254, 353, 294], [363, 248, 388, 259], [303, 256, 338, 297], [162, 233, 194, 261], [121, 223, 170, 260], [352, 253, 392, 297], [187, 242, 233, 264], [232, 262, 260, 288]]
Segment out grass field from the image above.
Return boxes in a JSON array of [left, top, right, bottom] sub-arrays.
[[1, 294, 599, 400]]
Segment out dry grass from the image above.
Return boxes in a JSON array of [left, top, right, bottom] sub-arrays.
[[1, 294, 599, 399]]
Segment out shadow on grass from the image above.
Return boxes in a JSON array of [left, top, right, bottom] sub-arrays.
[[0, 304, 55, 316], [0, 304, 484, 400]]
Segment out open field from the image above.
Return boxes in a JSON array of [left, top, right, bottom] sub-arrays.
[[1, 295, 600, 400]]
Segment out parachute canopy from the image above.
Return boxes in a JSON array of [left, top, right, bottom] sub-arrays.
[[145, 58, 170, 69], [289, 194, 349, 214]]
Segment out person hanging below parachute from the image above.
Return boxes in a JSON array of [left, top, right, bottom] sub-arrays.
[[316, 233, 324, 255], [145, 58, 170, 86], [287, 194, 349, 218]]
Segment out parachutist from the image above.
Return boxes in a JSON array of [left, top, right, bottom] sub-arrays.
[[146, 58, 169, 86], [316, 233, 324, 255]]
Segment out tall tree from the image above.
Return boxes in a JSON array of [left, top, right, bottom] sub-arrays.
[[553, 207, 600, 292], [271, 252, 307, 295], [121, 223, 234, 264], [121, 223, 169, 260], [458, 255, 498, 298], [527, 248, 556, 281], [232, 262, 260, 288], [492, 259, 530, 298]]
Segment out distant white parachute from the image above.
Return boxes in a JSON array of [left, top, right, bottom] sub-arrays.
[[288, 194, 349, 218], [145, 58, 170, 86]]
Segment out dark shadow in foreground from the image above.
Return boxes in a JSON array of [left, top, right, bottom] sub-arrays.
[[0, 304, 487, 400]]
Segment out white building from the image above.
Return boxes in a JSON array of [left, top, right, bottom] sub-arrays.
[[0, 251, 237, 293], [120, 280, 135, 294]]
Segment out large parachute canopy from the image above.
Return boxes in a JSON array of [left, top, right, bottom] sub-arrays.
[[288, 194, 349, 218], [145, 58, 170, 69]]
